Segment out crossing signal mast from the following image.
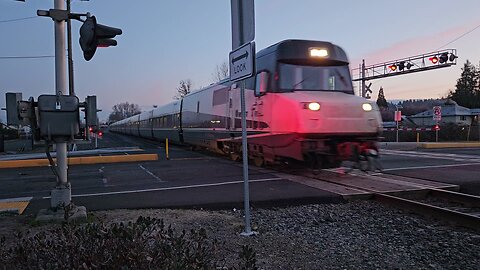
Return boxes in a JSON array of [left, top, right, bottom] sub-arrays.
[[352, 49, 457, 98]]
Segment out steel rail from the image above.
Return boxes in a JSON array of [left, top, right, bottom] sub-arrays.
[[300, 170, 480, 232]]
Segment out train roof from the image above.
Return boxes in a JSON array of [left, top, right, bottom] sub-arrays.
[[257, 39, 349, 65]]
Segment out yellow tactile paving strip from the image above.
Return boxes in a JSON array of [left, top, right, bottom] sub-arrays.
[[0, 201, 30, 215], [0, 154, 158, 169]]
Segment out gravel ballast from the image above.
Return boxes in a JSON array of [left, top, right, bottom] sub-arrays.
[[1, 200, 479, 269]]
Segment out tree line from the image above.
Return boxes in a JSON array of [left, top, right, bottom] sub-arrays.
[[108, 62, 229, 123]]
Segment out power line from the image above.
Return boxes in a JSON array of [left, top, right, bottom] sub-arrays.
[[436, 23, 480, 50], [0, 16, 37, 24], [0, 55, 54, 59]]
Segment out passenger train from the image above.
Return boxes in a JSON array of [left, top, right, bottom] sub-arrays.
[[110, 39, 383, 168]]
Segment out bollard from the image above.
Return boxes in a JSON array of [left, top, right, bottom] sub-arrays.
[[165, 138, 169, 160], [416, 132, 419, 143]]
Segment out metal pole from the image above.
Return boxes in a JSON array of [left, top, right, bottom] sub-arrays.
[[396, 118, 399, 143], [361, 60, 366, 98], [240, 80, 253, 236], [53, 0, 71, 207], [67, 0, 75, 96]]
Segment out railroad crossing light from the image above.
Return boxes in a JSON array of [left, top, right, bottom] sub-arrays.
[[388, 64, 397, 71], [398, 61, 405, 71], [439, 53, 448, 64], [98, 131, 103, 138], [79, 16, 122, 61], [434, 124, 440, 131], [449, 53, 457, 62], [429, 56, 439, 64]]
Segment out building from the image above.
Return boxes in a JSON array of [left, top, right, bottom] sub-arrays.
[[408, 99, 479, 127]]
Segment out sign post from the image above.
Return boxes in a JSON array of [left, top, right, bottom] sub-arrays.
[[394, 110, 401, 142], [230, 0, 256, 237], [433, 106, 441, 142]]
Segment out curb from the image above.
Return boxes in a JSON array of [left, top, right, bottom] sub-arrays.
[[420, 142, 480, 149], [0, 154, 158, 169], [0, 197, 32, 215]]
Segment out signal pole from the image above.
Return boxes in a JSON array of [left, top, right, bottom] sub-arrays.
[[52, 0, 71, 207]]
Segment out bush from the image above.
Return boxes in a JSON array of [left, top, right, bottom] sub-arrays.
[[0, 216, 257, 270]]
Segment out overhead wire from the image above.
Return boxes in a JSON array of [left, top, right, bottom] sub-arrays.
[[0, 55, 54, 59], [436, 22, 480, 50], [0, 16, 37, 24]]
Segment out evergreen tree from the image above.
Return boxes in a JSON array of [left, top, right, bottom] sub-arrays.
[[449, 60, 480, 108], [376, 87, 388, 109]]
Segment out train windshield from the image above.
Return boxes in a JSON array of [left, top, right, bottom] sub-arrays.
[[278, 63, 353, 93]]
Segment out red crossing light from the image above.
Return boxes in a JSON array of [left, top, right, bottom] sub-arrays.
[[434, 125, 440, 131], [98, 131, 103, 137], [429, 56, 439, 64]]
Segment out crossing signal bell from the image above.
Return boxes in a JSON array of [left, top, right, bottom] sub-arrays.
[[79, 16, 122, 61]]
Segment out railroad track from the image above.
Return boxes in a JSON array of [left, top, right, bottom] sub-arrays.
[[285, 167, 480, 232]]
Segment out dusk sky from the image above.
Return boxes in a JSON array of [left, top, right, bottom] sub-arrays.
[[1, 0, 480, 121]]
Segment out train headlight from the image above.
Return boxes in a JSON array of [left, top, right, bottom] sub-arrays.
[[309, 48, 328, 58], [307, 102, 321, 111], [362, 103, 373, 112]]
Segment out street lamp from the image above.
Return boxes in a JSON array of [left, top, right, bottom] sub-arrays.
[[395, 105, 403, 143]]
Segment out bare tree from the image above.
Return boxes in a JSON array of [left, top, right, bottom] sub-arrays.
[[174, 79, 192, 100], [212, 61, 229, 83], [108, 102, 141, 123]]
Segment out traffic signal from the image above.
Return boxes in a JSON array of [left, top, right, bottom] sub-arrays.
[[79, 16, 122, 61], [398, 61, 405, 71]]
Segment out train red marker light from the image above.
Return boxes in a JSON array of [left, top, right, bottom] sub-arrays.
[[308, 102, 321, 111]]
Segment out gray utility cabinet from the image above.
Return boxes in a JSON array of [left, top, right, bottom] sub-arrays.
[[38, 95, 80, 140]]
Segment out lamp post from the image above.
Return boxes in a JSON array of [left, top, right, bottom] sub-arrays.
[[395, 105, 403, 143]]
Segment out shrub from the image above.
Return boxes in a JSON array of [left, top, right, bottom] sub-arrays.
[[0, 216, 257, 270]]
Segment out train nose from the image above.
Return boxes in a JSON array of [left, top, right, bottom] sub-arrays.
[[299, 93, 381, 134]]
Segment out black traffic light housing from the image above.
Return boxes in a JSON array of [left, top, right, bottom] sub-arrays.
[[79, 16, 122, 61]]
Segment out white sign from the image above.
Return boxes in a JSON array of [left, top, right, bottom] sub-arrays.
[[231, 0, 255, 50], [229, 41, 255, 82], [433, 106, 442, 121]]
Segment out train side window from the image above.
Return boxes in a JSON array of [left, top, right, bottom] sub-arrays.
[[255, 71, 269, 97]]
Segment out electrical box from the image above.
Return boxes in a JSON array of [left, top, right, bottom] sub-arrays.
[[5, 92, 22, 126], [37, 95, 80, 140], [85, 95, 98, 127]]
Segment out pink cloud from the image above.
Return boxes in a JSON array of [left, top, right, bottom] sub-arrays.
[[351, 20, 480, 68]]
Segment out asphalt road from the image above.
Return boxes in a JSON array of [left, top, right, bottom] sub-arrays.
[[1, 132, 479, 214]]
